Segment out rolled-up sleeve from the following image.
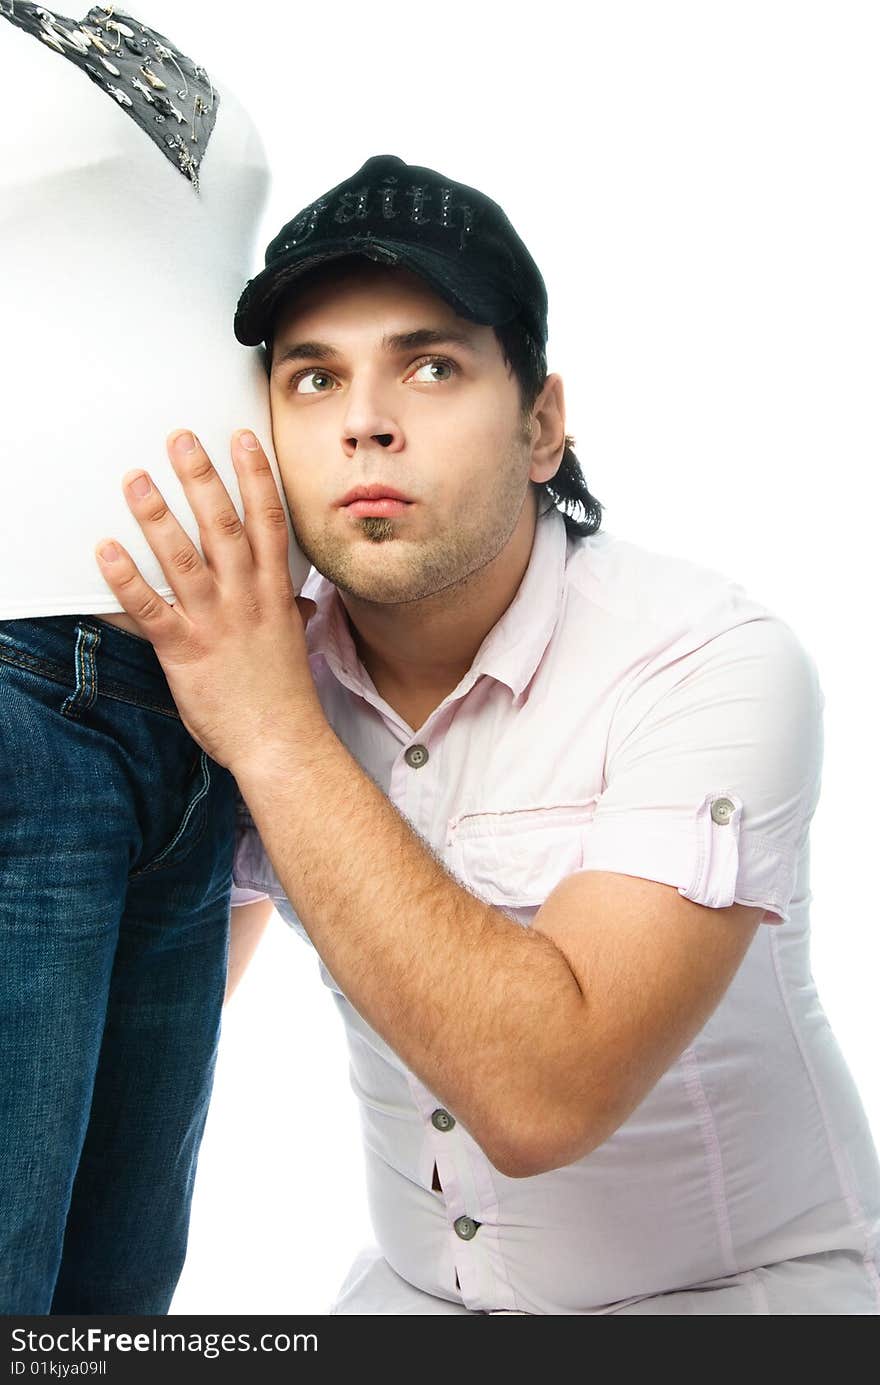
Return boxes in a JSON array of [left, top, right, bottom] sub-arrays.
[[577, 614, 824, 925]]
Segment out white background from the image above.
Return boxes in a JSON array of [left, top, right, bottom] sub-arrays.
[[141, 0, 880, 1312]]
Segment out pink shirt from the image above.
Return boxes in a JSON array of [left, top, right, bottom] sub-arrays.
[[232, 506, 880, 1314]]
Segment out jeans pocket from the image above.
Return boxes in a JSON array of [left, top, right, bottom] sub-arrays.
[[129, 748, 212, 879]]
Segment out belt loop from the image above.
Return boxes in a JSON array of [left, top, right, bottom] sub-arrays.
[[60, 620, 103, 719]]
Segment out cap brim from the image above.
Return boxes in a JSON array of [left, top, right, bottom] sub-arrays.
[[233, 237, 521, 346]]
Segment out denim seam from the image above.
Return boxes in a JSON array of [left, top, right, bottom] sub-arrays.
[[0, 647, 180, 720], [129, 751, 212, 879], [60, 622, 101, 718]]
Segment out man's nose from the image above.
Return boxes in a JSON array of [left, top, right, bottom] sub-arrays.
[[342, 422, 402, 453], [346, 431, 394, 449], [340, 383, 404, 454]]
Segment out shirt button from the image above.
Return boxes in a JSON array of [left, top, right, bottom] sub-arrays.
[[710, 796, 736, 825], [431, 1108, 456, 1132], [453, 1215, 480, 1241], [404, 744, 429, 769]]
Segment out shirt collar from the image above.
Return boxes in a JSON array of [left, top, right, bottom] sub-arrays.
[[302, 504, 569, 702]]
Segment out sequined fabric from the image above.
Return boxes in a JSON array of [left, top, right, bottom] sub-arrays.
[[0, 2, 218, 189]]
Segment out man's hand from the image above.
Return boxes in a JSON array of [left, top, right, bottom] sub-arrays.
[[94, 428, 320, 772]]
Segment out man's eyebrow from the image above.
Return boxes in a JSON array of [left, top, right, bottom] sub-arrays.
[[271, 327, 483, 371]]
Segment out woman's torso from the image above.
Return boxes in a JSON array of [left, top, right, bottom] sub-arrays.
[[0, 5, 309, 620]]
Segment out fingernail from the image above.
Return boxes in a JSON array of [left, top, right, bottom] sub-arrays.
[[239, 430, 259, 450], [128, 474, 152, 497], [175, 431, 197, 454], [98, 542, 119, 562]]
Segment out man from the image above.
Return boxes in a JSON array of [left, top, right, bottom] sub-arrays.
[[95, 155, 880, 1314]]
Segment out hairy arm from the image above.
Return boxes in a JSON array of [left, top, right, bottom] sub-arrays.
[[233, 722, 762, 1176]]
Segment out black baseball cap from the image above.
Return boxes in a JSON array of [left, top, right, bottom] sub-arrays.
[[233, 153, 549, 351]]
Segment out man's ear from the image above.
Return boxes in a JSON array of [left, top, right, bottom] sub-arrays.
[[528, 373, 567, 485]]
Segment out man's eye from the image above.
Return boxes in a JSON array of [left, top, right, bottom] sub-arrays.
[[290, 356, 457, 394], [410, 357, 457, 383], [292, 370, 335, 394]]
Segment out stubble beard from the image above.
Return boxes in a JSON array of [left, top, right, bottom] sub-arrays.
[[358, 516, 396, 544], [292, 426, 533, 606]]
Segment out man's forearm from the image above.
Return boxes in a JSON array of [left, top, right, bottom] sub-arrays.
[[232, 716, 588, 1175]]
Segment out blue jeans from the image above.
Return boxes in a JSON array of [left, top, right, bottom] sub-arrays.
[[0, 615, 236, 1314]]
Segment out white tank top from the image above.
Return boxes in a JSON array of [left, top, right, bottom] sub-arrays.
[[0, 4, 309, 618]]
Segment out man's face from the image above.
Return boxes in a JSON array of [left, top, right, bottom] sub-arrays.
[[267, 260, 538, 607]]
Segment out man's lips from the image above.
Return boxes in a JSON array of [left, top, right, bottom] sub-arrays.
[[343, 498, 413, 517], [337, 484, 415, 518], [337, 485, 414, 506]]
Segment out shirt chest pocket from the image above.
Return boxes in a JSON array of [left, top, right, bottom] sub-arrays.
[[446, 798, 600, 910]]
